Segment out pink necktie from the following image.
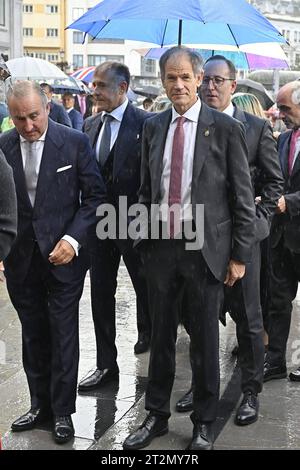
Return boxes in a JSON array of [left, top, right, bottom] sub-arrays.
[[168, 116, 185, 238], [80, 95, 86, 116], [288, 129, 300, 175]]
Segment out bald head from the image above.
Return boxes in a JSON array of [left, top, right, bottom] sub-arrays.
[[277, 81, 300, 129]]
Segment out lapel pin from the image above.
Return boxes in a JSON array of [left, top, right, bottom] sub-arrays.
[[204, 129, 210, 137]]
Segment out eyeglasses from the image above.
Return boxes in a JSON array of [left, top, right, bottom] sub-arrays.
[[202, 76, 235, 88]]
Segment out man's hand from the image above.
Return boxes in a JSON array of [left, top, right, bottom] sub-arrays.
[[49, 240, 75, 266], [224, 260, 246, 287], [0, 261, 5, 282], [276, 195, 286, 214]]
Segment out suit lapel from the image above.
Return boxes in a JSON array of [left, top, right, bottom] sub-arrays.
[[113, 104, 138, 178], [233, 106, 250, 133], [4, 130, 32, 210], [192, 102, 215, 185], [33, 120, 64, 212], [150, 110, 172, 201], [280, 131, 292, 179], [87, 114, 102, 148]]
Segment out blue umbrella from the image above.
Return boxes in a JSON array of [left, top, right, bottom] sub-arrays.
[[67, 0, 286, 47]]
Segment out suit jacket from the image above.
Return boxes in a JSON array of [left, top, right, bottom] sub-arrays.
[[0, 149, 17, 260], [68, 108, 84, 131], [49, 101, 72, 127], [233, 106, 284, 242], [0, 119, 106, 282], [139, 103, 256, 282], [83, 102, 151, 209], [271, 129, 300, 252]]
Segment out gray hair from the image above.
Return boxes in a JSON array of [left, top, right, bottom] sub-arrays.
[[291, 81, 300, 105], [94, 61, 130, 89], [159, 47, 203, 81], [6, 80, 48, 108]]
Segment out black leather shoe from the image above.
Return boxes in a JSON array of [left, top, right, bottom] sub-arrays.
[[289, 367, 300, 382], [134, 334, 150, 354], [53, 415, 74, 444], [187, 423, 213, 450], [78, 367, 119, 391], [263, 362, 287, 382], [235, 392, 259, 426], [176, 388, 193, 412], [11, 408, 52, 432], [123, 414, 168, 450]]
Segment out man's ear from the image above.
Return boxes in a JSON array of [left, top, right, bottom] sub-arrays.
[[231, 80, 237, 95], [119, 81, 128, 95], [46, 103, 50, 115]]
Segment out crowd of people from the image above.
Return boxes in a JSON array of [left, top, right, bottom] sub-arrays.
[[0, 47, 300, 450]]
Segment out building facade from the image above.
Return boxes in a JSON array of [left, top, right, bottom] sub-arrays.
[[0, 0, 23, 60], [250, 0, 300, 69]]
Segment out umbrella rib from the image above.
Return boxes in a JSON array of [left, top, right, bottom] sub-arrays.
[[161, 20, 168, 48], [91, 19, 110, 40], [227, 25, 239, 49]]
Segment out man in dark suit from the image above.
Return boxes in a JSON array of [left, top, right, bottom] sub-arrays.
[[176, 56, 283, 426], [62, 92, 83, 131], [78, 62, 152, 393], [264, 81, 300, 383], [0, 80, 106, 444], [123, 47, 256, 451], [74, 91, 93, 119], [40, 83, 72, 127]]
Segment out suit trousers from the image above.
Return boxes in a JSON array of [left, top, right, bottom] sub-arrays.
[[89, 235, 150, 370], [143, 239, 222, 423], [225, 242, 265, 394], [266, 237, 300, 366], [6, 245, 85, 415]]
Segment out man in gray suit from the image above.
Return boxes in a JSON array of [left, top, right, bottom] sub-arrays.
[[123, 47, 256, 451]]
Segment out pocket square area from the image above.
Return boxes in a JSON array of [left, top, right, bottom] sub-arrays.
[[57, 165, 72, 173]]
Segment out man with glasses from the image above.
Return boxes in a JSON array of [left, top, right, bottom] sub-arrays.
[[176, 55, 283, 426]]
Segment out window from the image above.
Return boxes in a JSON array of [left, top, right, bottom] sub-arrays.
[[141, 58, 156, 76], [23, 4, 33, 13], [48, 54, 58, 62], [0, 0, 5, 26], [88, 55, 124, 66], [47, 29, 58, 37], [23, 28, 33, 37], [73, 32, 84, 44], [46, 5, 58, 14], [73, 55, 83, 69], [35, 53, 46, 60], [73, 8, 84, 20]]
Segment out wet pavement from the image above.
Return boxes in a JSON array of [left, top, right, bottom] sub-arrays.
[[1, 264, 300, 451]]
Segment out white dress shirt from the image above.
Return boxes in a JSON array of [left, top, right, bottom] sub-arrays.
[[95, 98, 129, 159], [20, 130, 80, 256], [160, 98, 201, 221], [222, 102, 235, 117]]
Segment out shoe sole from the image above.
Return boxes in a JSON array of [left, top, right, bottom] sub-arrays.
[[11, 414, 52, 432], [54, 433, 74, 445], [123, 427, 168, 450], [289, 374, 300, 382], [263, 372, 287, 383], [78, 374, 119, 392]]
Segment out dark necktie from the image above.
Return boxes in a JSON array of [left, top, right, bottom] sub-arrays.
[[24, 141, 39, 206], [98, 114, 114, 166], [168, 116, 186, 238]]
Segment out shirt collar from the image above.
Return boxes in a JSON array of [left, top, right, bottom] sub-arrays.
[[20, 127, 48, 144], [223, 102, 234, 117], [102, 98, 129, 123], [66, 107, 74, 113], [171, 97, 201, 124]]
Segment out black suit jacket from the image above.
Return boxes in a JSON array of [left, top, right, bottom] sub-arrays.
[[271, 130, 300, 252], [233, 106, 284, 242], [49, 101, 72, 127], [139, 103, 256, 282], [83, 102, 150, 209], [69, 108, 84, 131], [0, 120, 106, 283]]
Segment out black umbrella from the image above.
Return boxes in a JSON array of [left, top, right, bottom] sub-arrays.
[[132, 85, 161, 98], [236, 78, 274, 110]]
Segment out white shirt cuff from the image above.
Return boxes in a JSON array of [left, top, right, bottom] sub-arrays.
[[62, 235, 80, 256]]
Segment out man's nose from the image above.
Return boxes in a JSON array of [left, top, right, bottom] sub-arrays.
[[24, 119, 34, 132]]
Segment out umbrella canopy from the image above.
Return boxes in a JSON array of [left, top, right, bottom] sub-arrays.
[[6, 57, 87, 94], [71, 66, 96, 84], [68, 0, 285, 47], [137, 42, 289, 70], [236, 78, 274, 110]]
